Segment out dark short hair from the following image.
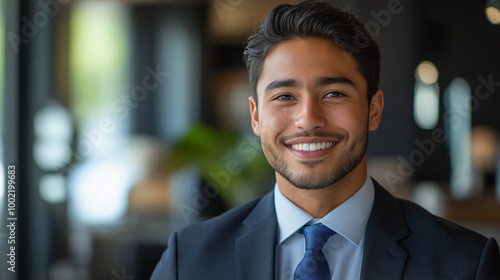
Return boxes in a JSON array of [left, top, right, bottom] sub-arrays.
[[243, 0, 380, 103]]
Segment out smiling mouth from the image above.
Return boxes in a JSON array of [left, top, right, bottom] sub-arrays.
[[290, 141, 338, 152]]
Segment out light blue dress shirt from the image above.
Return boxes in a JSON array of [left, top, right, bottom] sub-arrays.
[[274, 176, 375, 280]]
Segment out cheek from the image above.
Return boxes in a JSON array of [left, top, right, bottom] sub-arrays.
[[260, 108, 290, 135], [329, 106, 368, 132]]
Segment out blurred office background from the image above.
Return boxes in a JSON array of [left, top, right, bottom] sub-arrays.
[[1, 0, 500, 279]]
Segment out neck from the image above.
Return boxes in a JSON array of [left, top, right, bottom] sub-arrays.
[[277, 159, 368, 218]]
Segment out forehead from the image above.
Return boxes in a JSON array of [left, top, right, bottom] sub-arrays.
[[257, 38, 367, 95]]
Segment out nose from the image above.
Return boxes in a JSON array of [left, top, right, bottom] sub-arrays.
[[294, 97, 326, 131]]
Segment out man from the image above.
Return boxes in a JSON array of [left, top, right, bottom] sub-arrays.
[[151, 1, 500, 279]]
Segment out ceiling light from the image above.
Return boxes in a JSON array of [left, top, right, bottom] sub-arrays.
[[486, 0, 500, 25], [415, 61, 439, 85]]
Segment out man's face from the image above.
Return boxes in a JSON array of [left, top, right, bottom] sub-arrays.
[[249, 37, 383, 190]]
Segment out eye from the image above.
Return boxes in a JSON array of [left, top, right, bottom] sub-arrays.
[[324, 91, 345, 98], [274, 94, 295, 101]]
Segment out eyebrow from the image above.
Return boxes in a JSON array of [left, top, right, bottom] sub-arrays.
[[315, 76, 355, 87], [264, 76, 355, 93], [264, 79, 301, 93]]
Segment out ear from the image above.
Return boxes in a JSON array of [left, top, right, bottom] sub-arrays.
[[249, 96, 260, 136], [368, 90, 384, 131]]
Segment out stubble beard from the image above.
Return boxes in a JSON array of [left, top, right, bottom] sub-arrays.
[[262, 129, 368, 190]]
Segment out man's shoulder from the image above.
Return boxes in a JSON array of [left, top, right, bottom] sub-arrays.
[[380, 188, 495, 264], [175, 192, 271, 242], [373, 181, 488, 243], [367, 182, 500, 278], [397, 196, 488, 242], [151, 191, 277, 279]]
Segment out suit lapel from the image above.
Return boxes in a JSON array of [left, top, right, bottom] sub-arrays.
[[233, 181, 411, 279], [235, 191, 277, 280], [360, 181, 410, 280]]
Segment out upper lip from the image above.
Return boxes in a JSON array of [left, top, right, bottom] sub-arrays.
[[285, 138, 339, 145]]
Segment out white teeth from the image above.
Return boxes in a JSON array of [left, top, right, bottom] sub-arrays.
[[303, 143, 310, 151], [290, 142, 335, 152]]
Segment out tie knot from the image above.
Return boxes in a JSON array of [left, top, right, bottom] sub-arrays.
[[302, 224, 335, 251]]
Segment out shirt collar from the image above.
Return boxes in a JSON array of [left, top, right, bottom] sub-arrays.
[[274, 176, 375, 246]]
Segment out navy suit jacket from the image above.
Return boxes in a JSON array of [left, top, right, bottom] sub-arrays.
[[150, 180, 500, 279]]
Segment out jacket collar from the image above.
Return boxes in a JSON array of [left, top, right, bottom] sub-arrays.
[[360, 180, 410, 280], [233, 180, 411, 280], [236, 191, 277, 280]]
